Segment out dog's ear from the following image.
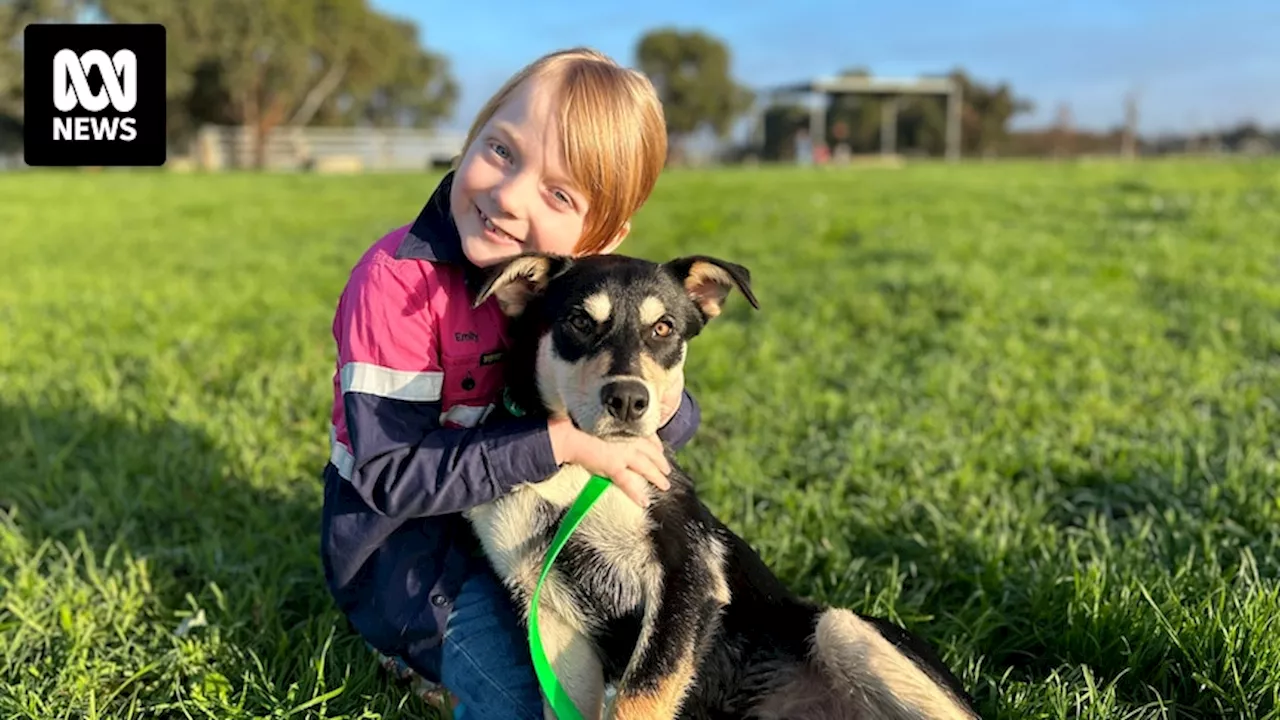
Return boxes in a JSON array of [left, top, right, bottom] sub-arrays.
[[473, 252, 573, 316], [663, 255, 759, 320]]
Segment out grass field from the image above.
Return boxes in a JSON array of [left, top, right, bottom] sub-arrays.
[[2, 158, 1279, 719]]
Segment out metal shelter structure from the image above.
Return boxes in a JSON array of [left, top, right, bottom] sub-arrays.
[[751, 74, 964, 161]]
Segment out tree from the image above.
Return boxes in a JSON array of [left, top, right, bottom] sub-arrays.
[[949, 69, 1034, 156], [93, 0, 457, 166], [306, 15, 456, 129], [634, 27, 753, 162], [0, 0, 91, 150]]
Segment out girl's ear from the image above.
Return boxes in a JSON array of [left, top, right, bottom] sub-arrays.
[[596, 221, 631, 256]]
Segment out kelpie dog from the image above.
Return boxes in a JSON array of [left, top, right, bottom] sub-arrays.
[[463, 252, 980, 720]]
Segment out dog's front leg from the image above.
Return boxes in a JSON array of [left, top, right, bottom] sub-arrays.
[[608, 549, 726, 720], [530, 604, 607, 720]]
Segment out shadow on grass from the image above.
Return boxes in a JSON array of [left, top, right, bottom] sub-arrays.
[[0, 399, 439, 718], [0, 400, 320, 620]]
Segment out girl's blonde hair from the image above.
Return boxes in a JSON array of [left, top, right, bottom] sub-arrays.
[[455, 47, 667, 255]]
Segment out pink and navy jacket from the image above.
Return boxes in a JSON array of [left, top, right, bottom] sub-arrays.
[[320, 172, 701, 667]]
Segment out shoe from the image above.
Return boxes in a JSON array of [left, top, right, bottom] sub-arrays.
[[368, 644, 458, 717]]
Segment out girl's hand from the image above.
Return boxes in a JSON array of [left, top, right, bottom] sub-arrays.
[[547, 416, 671, 508]]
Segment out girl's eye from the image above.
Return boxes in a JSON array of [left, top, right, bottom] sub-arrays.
[[552, 189, 574, 208], [489, 142, 510, 160]]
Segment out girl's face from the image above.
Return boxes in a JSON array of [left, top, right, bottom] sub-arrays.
[[451, 76, 603, 269]]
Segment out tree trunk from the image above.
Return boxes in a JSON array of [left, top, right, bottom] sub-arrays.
[[289, 60, 348, 127], [244, 90, 259, 170], [254, 96, 289, 170]]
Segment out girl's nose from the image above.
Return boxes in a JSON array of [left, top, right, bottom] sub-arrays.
[[490, 166, 540, 218]]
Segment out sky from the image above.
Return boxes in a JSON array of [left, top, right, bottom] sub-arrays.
[[371, 0, 1278, 139]]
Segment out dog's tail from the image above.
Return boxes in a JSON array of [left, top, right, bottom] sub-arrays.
[[809, 608, 979, 720]]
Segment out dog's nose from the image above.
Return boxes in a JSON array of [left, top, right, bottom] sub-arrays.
[[601, 380, 649, 423]]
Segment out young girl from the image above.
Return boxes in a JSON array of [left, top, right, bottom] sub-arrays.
[[319, 48, 701, 719]]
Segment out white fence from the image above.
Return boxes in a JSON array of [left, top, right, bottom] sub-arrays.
[[191, 125, 467, 171]]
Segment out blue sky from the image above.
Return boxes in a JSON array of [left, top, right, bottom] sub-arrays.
[[371, 0, 1278, 138]]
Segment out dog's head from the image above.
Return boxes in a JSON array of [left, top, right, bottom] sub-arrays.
[[474, 252, 758, 438]]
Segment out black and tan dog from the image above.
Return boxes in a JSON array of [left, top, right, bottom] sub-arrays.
[[464, 251, 980, 720]]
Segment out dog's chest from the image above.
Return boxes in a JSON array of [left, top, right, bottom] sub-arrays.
[[464, 465, 657, 626]]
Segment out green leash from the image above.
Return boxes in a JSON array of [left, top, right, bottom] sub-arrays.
[[503, 388, 609, 720], [530, 473, 611, 720]]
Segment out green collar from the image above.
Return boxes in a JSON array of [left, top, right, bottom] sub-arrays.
[[502, 386, 527, 418]]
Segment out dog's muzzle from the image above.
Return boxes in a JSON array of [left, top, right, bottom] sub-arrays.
[[600, 379, 649, 424]]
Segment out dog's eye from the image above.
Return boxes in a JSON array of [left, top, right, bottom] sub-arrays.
[[568, 312, 596, 334], [652, 319, 674, 338]]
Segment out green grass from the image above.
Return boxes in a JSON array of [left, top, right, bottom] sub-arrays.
[[2, 158, 1279, 719]]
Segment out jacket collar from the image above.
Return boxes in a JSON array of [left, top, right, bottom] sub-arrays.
[[397, 170, 486, 292], [398, 170, 465, 264]]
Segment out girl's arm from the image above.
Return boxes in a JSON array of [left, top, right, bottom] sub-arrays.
[[332, 259, 561, 520]]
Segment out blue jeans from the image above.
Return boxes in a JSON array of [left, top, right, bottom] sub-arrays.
[[375, 565, 544, 720], [443, 566, 545, 720]]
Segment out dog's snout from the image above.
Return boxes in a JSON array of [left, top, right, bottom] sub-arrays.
[[601, 380, 649, 422]]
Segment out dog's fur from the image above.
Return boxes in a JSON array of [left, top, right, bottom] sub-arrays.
[[463, 252, 980, 720]]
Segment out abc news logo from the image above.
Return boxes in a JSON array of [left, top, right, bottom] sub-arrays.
[[53, 49, 140, 142], [24, 23, 166, 167]]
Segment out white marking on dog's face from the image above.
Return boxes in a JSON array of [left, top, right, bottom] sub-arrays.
[[537, 334, 613, 433], [531, 269, 702, 439], [584, 292, 612, 323], [638, 296, 666, 327], [535, 320, 685, 438]]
